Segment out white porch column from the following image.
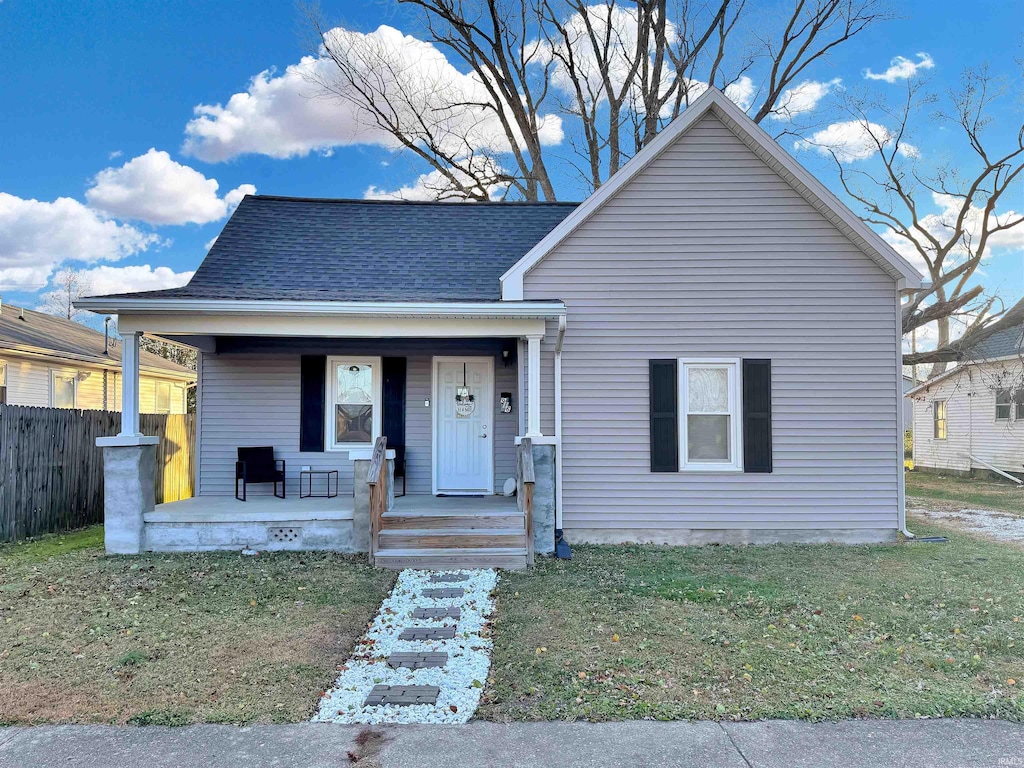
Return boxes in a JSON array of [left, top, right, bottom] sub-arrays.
[[120, 330, 142, 437], [526, 333, 543, 438]]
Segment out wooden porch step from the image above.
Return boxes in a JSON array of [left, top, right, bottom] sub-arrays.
[[381, 511, 523, 530], [378, 528, 525, 550], [373, 547, 528, 571]]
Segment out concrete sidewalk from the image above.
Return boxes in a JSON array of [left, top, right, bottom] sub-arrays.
[[0, 719, 1020, 767]]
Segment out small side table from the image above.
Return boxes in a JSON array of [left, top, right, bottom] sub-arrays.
[[299, 469, 339, 499]]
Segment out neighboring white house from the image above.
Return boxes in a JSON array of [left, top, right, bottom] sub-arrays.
[[909, 313, 1024, 477], [0, 301, 195, 413], [79, 88, 923, 565]]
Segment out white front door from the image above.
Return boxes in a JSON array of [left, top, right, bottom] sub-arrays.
[[433, 357, 494, 495]]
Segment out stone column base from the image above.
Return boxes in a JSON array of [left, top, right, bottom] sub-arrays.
[[97, 435, 158, 555], [520, 443, 556, 556]]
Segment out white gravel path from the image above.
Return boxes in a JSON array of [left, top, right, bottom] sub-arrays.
[[913, 506, 1024, 541], [313, 568, 498, 724]]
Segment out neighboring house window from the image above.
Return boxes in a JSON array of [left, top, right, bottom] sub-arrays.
[[156, 381, 171, 414], [995, 388, 1012, 420], [326, 357, 381, 449], [677, 359, 742, 471], [0, 360, 6, 404], [933, 400, 947, 439], [51, 371, 77, 409], [1016, 390, 1024, 421]]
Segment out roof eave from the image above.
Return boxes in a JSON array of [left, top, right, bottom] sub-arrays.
[[74, 297, 567, 320]]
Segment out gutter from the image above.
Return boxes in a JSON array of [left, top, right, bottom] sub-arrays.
[[74, 297, 567, 320], [553, 314, 571, 559], [966, 454, 1024, 486]]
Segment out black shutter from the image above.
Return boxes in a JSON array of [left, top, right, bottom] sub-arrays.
[[382, 357, 406, 448], [649, 359, 678, 472], [742, 359, 772, 473], [299, 355, 326, 452]]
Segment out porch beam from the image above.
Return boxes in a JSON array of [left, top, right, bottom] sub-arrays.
[[115, 314, 550, 339], [120, 330, 142, 437], [526, 333, 543, 438]]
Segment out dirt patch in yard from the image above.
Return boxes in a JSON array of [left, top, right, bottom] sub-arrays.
[[0, 527, 395, 726]]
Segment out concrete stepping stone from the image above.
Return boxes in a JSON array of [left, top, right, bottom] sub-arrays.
[[413, 606, 461, 620], [421, 587, 465, 598], [363, 685, 440, 707], [399, 626, 456, 641], [387, 652, 448, 669], [429, 573, 468, 583]]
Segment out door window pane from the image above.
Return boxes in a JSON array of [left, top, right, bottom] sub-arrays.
[[687, 414, 731, 461], [53, 375, 75, 408]]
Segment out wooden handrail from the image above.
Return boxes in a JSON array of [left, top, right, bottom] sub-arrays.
[[518, 438, 535, 567], [367, 436, 388, 565]]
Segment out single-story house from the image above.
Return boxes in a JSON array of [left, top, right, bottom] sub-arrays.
[[909, 308, 1023, 478], [77, 88, 922, 568], [0, 300, 194, 413]]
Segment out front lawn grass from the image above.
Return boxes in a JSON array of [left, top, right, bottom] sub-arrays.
[[482, 523, 1024, 722], [906, 471, 1023, 516], [0, 526, 394, 725]]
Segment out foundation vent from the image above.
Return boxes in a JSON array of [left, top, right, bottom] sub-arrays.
[[268, 527, 301, 543]]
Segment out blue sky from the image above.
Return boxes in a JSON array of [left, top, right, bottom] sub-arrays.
[[1, 0, 1021, 329]]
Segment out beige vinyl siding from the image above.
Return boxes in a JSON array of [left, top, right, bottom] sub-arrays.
[[198, 350, 518, 497], [912, 360, 1024, 474], [523, 112, 902, 533], [2, 355, 51, 406]]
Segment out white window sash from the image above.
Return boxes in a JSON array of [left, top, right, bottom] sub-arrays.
[[50, 370, 78, 409], [677, 358, 743, 472], [325, 356, 382, 451]]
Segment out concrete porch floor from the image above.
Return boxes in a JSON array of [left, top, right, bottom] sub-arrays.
[[146, 494, 354, 523]]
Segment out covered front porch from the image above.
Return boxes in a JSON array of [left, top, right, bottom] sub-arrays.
[[87, 299, 563, 564]]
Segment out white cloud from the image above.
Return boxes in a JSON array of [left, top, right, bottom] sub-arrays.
[[864, 53, 935, 83], [528, 7, 753, 116], [73, 264, 195, 297], [86, 149, 255, 225], [883, 192, 1024, 274], [793, 120, 918, 163], [771, 78, 841, 120], [108, 150, 123, 160], [364, 161, 509, 202], [183, 25, 563, 163], [0, 193, 161, 290]]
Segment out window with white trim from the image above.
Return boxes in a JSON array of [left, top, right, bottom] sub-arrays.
[[678, 359, 743, 471], [51, 370, 78, 409], [326, 357, 381, 450], [156, 381, 172, 414], [933, 400, 947, 439], [1016, 390, 1024, 421], [995, 388, 1011, 420]]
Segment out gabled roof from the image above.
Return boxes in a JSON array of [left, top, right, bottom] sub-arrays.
[[500, 88, 924, 299], [0, 303, 194, 377], [90, 197, 578, 304]]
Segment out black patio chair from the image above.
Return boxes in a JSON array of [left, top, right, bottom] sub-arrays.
[[235, 446, 286, 501]]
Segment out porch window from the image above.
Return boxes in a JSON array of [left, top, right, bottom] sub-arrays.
[[51, 371, 77, 409], [995, 389, 1011, 420], [327, 357, 381, 449], [933, 400, 947, 439], [677, 359, 742, 471]]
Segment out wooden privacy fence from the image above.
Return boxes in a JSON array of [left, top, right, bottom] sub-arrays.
[[0, 404, 195, 542]]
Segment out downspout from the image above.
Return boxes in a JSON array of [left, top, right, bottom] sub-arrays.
[[896, 289, 914, 539], [554, 315, 571, 559]]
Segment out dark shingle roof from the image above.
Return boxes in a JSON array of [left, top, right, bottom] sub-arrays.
[[0, 303, 193, 375], [93, 196, 579, 303], [960, 298, 1024, 360]]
